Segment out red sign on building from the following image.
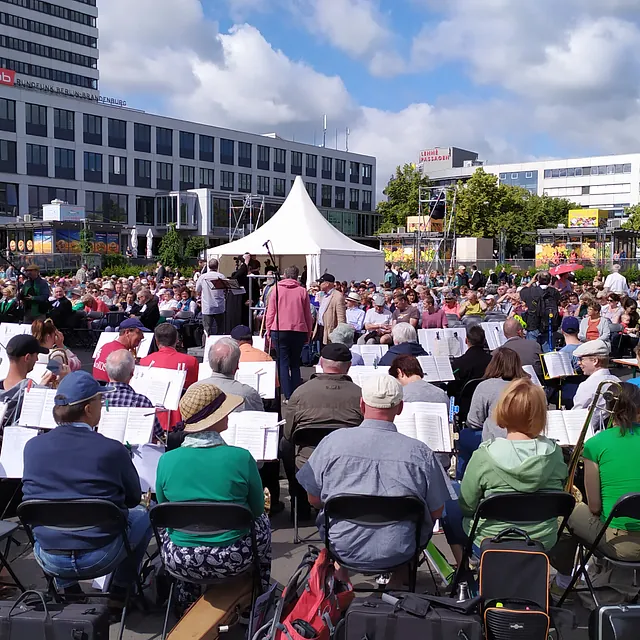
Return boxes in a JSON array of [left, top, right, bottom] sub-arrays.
[[0, 68, 16, 86]]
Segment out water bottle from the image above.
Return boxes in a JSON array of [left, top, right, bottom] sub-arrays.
[[457, 581, 470, 602]]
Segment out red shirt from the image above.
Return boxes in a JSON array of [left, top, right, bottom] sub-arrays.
[[92, 339, 128, 382], [139, 346, 199, 389]]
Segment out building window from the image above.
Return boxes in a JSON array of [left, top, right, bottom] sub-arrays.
[[54, 147, 74, 180], [0, 11, 98, 48], [86, 192, 127, 224], [134, 123, 151, 153], [335, 159, 346, 181], [321, 184, 332, 208], [511, 173, 518, 179], [134, 159, 151, 188], [25, 103, 47, 137], [525, 171, 533, 179], [306, 154, 317, 178], [273, 178, 285, 197], [238, 173, 251, 193], [0, 181, 18, 216], [3, 1, 96, 27], [362, 190, 372, 212], [576, 168, 584, 176], [238, 142, 252, 168], [220, 139, 234, 165], [26, 143, 47, 177], [83, 114, 102, 145], [322, 157, 332, 180], [108, 118, 127, 149], [0, 54, 98, 89], [0, 98, 15, 133], [624, 163, 632, 173], [156, 195, 177, 226], [349, 188, 360, 210], [179, 131, 195, 160], [544, 170, 551, 179], [179, 165, 195, 190], [257, 175, 269, 195], [156, 127, 173, 156], [305, 182, 317, 203], [199, 135, 214, 163], [108, 155, 126, 186], [199, 168, 214, 188], [136, 196, 154, 225], [257, 145, 270, 171], [291, 151, 302, 175], [582, 186, 590, 195], [335, 186, 345, 207], [28, 185, 76, 216], [83, 151, 102, 183], [350, 162, 360, 184], [362, 163, 372, 185], [0, 140, 16, 174], [220, 170, 234, 191], [156, 162, 172, 191], [272, 148, 286, 173], [53, 107, 74, 141]]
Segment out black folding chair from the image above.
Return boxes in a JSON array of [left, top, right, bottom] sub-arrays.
[[0, 520, 25, 593], [558, 493, 640, 607], [323, 494, 425, 592], [450, 491, 576, 595], [150, 501, 263, 640], [106, 312, 127, 329], [18, 499, 146, 640], [290, 425, 346, 544]]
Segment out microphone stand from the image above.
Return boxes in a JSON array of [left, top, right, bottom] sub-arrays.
[[263, 241, 282, 407]]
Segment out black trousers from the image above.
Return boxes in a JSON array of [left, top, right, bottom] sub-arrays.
[[279, 437, 310, 517]]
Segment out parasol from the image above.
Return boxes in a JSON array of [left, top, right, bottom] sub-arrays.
[[550, 263, 584, 276], [130, 227, 138, 258], [146, 228, 154, 260]]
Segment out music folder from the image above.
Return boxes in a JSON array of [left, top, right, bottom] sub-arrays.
[[546, 409, 592, 446], [540, 352, 577, 380], [223, 412, 280, 461]]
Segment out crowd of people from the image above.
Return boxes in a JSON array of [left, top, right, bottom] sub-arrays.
[[0, 255, 638, 626]]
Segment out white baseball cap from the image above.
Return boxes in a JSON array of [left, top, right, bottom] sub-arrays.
[[361, 375, 403, 409]]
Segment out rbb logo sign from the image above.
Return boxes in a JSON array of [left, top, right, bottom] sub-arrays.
[[0, 68, 15, 86]]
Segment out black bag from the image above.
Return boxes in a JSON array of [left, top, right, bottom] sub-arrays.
[[589, 605, 640, 640], [525, 287, 560, 333], [0, 590, 110, 639], [336, 592, 483, 640]]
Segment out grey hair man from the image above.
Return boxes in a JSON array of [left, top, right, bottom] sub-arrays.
[[378, 322, 427, 366], [196, 257, 226, 336], [198, 337, 263, 412], [604, 263, 628, 295]]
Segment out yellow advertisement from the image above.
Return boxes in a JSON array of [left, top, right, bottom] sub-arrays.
[[568, 209, 609, 228], [406, 216, 444, 233], [535, 242, 598, 268]]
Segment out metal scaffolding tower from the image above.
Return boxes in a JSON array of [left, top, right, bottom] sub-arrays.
[[228, 194, 266, 242]]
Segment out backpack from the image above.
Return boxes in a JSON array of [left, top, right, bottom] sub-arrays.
[[385, 270, 399, 289], [526, 287, 560, 332]]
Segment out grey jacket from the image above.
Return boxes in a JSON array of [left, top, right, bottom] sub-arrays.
[[466, 377, 512, 440], [502, 336, 543, 378], [196, 372, 264, 412], [578, 317, 611, 346]]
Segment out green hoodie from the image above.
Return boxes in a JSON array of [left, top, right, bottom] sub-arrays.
[[460, 437, 568, 550]]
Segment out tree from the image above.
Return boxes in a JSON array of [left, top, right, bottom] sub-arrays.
[[376, 164, 431, 233], [79, 227, 94, 256], [185, 235, 208, 258], [158, 223, 183, 268], [622, 204, 640, 231]]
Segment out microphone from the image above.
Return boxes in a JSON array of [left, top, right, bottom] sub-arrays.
[[263, 240, 271, 250]]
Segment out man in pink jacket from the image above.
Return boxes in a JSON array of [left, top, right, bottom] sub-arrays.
[[265, 265, 314, 399]]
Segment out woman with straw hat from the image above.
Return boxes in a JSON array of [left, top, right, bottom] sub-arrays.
[[155, 384, 272, 610]]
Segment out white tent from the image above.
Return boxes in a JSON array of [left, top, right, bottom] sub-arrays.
[[208, 176, 384, 283]]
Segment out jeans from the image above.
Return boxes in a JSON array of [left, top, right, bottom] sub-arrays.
[[441, 482, 480, 556], [34, 505, 153, 590], [270, 330, 307, 399], [526, 329, 552, 353], [203, 313, 225, 336]]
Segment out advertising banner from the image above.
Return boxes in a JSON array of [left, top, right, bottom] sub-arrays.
[[107, 233, 120, 254]]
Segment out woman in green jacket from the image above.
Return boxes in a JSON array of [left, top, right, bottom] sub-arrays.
[[443, 378, 567, 563]]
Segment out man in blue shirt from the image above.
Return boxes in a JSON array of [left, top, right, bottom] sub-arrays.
[[22, 371, 152, 604]]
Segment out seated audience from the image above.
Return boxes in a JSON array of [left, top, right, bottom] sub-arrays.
[[359, 293, 392, 345], [32, 318, 81, 372], [552, 382, 640, 594], [70, 288, 85, 312], [579, 302, 611, 346], [93, 318, 149, 382], [421, 295, 447, 329], [389, 354, 449, 406], [502, 317, 543, 379], [329, 323, 363, 365], [611, 298, 639, 358], [447, 325, 492, 397], [442, 293, 461, 319], [467, 347, 527, 440], [378, 324, 427, 366], [297, 375, 454, 575], [282, 343, 363, 519], [560, 316, 581, 360], [132, 288, 160, 331], [443, 379, 567, 564], [345, 292, 365, 334], [156, 383, 271, 609], [230, 325, 273, 364], [391, 293, 420, 329], [602, 292, 623, 325], [22, 371, 152, 605], [48, 286, 73, 329], [459, 291, 487, 318], [0, 285, 20, 323]]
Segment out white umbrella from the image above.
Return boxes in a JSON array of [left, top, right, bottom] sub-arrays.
[[146, 228, 154, 260], [130, 227, 138, 258]]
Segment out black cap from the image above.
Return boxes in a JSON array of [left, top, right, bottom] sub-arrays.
[[6, 335, 48, 358], [318, 273, 336, 283], [230, 325, 252, 341], [321, 343, 352, 362]]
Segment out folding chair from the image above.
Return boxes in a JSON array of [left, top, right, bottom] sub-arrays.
[[450, 491, 576, 595], [106, 311, 127, 329], [0, 520, 26, 593], [558, 493, 640, 607], [290, 425, 346, 544], [323, 493, 425, 592], [150, 502, 263, 640], [18, 499, 146, 640]]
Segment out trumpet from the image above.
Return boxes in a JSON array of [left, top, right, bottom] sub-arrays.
[[565, 379, 622, 495]]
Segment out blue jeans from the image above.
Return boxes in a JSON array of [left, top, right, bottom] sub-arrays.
[[526, 329, 552, 353], [441, 482, 480, 556], [34, 505, 153, 590], [270, 331, 307, 399]]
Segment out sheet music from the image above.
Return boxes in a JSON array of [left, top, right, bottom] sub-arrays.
[[203, 335, 232, 365], [133, 378, 169, 408], [416, 356, 454, 382], [434, 356, 455, 381], [130, 366, 185, 410], [0, 426, 38, 478], [349, 366, 390, 388], [26, 363, 49, 383], [481, 322, 506, 350], [546, 409, 591, 446], [17, 387, 57, 429], [97, 407, 129, 442], [355, 344, 389, 366], [235, 362, 276, 399], [224, 412, 280, 460], [132, 443, 165, 492], [0, 325, 32, 380], [92, 332, 153, 359], [395, 402, 451, 452], [523, 365, 542, 386], [98, 407, 154, 445], [543, 352, 575, 378], [419, 329, 467, 358]]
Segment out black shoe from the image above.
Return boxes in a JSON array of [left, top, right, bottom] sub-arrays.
[[269, 501, 285, 517]]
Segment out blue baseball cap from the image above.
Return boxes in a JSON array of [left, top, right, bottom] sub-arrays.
[[54, 371, 114, 406], [561, 316, 580, 335], [119, 317, 151, 332]]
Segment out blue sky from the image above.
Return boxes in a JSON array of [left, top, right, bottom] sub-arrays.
[[98, 0, 640, 191]]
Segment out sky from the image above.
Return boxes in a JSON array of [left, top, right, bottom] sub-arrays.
[[97, 0, 640, 195]]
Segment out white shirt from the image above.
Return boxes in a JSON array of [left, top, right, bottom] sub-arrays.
[[318, 289, 333, 327], [346, 307, 365, 332], [603, 271, 628, 294], [195, 270, 226, 315], [363, 308, 392, 327], [572, 368, 620, 430]]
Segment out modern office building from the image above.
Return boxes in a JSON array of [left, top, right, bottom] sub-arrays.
[[421, 147, 639, 218], [0, 0, 378, 260]]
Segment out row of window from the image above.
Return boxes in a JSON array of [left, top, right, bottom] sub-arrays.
[[543, 164, 632, 179], [0, 11, 97, 48], [0, 0, 96, 27], [72, 0, 96, 5], [499, 171, 536, 180], [0, 56, 97, 89], [0, 34, 98, 68]]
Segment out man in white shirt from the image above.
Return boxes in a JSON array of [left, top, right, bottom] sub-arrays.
[[195, 258, 226, 335], [603, 264, 628, 295], [358, 293, 392, 344], [345, 292, 365, 334]]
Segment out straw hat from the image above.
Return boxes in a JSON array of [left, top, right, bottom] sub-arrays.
[[179, 384, 242, 433]]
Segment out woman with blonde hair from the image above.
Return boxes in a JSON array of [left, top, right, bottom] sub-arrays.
[[0, 285, 20, 323], [31, 319, 82, 372]]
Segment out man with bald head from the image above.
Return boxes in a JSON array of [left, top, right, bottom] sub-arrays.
[[502, 317, 543, 379]]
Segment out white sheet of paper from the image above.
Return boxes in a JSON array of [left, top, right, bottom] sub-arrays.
[[543, 352, 574, 378], [26, 363, 49, 384], [124, 408, 155, 445], [130, 366, 185, 410], [224, 412, 280, 460], [395, 402, 451, 452], [0, 426, 38, 478], [132, 443, 165, 492], [417, 356, 441, 382], [419, 329, 465, 358], [235, 362, 276, 399], [481, 322, 506, 350], [355, 345, 388, 366], [92, 332, 153, 359], [349, 366, 390, 388], [97, 407, 129, 442], [0, 325, 31, 381], [523, 365, 542, 387], [546, 409, 590, 446], [434, 356, 455, 381], [17, 388, 57, 429]]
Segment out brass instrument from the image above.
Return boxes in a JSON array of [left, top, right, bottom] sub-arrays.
[[565, 380, 622, 495]]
